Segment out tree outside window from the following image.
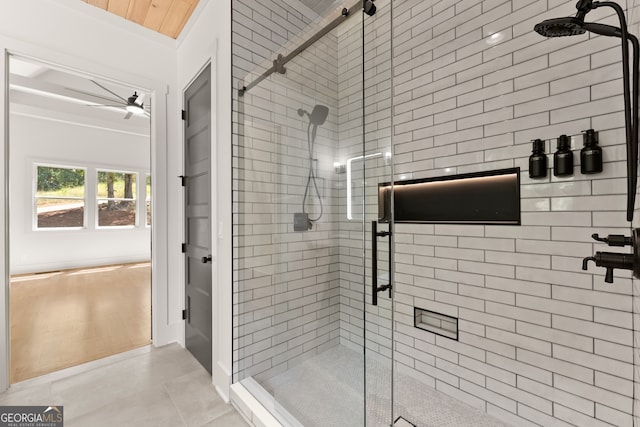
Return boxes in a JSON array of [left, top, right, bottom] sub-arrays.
[[35, 165, 85, 228], [97, 170, 137, 227]]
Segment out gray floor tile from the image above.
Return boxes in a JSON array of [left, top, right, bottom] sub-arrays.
[[203, 409, 251, 427], [165, 366, 232, 426], [65, 387, 184, 427], [0, 382, 55, 406], [0, 344, 249, 427]]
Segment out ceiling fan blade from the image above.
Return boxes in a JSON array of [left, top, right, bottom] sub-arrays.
[[90, 80, 127, 103], [64, 87, 122, 104], [86, 104, 125, 108], [124, 112, 133, 120]]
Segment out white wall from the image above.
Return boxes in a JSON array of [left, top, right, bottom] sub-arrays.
[[9, 112, 151, 274], [0, 0, 180, 391], [176, 0, 233, 400]]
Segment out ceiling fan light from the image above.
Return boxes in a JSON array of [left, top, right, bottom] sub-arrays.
[[126, 103, 144, 114]]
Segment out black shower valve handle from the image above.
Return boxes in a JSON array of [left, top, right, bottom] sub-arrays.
[[582, 254, 608, 282], [582, 250, 636, 283], [604, 267, 614, 283], [581, 255, 614, 283], [591, 233, 633, 247], [583, 229, 640, 283]]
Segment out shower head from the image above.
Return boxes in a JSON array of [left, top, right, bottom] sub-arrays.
[[297, 105, 329, 126], [534, 16, 623, 38], [534, 17, 586, 37], [310, 105, 329, 125], [533, 0, 598, 38]]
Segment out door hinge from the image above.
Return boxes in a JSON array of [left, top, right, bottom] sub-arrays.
[[181, 243, 186, 253], [178, 175, 187, 186], [181, 109, 186, 120], [182, 309, 187, 320]]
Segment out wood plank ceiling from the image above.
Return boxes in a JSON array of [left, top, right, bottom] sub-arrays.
[[82, 0, 200, 39]]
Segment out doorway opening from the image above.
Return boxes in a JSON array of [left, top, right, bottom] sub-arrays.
[[8, 54, 152, 383]]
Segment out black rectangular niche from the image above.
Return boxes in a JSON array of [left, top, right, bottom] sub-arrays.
[[378, 167, 520, 225]]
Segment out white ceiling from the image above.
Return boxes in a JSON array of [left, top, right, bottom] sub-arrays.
[[9, 56, 151, 136]]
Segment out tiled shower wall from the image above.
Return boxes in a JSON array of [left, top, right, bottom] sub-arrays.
[[233, 0, 640, 426], [232, 0, 343, 382], [385, 0, 639, 426]]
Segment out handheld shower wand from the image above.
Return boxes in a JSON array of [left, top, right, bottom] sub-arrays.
[[294, 105, 329, 231], [535, 0, 639, 223]]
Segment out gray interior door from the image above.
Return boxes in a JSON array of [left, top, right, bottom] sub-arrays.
[[184, 63, 212, 374]]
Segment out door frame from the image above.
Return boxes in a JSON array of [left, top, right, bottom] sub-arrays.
[[0, 39, 172, 391]]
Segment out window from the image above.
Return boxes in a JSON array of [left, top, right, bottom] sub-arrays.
[[33, 163, 149, 231], [35, 165, 86, 229], [146, 174, 151, 227], [97, 170, 137, 227]]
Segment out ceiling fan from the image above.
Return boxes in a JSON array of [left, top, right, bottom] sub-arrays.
[[82, 80, 150, 119]]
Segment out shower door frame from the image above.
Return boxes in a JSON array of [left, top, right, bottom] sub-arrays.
[[361, 0, 398, 424]]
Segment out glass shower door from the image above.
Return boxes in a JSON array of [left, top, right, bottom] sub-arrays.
[[361, 149, 395, 427], [361, 0, 395, 424], [231, 0, 399, 425]]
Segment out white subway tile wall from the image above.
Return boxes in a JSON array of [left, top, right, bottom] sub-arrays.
[[232, 0, 350, 384], [233, 0, 640, 425]]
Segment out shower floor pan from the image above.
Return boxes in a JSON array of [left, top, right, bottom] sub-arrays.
[[244, 345, 511, 427]]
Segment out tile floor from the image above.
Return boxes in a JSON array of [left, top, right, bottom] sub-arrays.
[[0, 344, 249, 427], [258, 345, 510, 427]]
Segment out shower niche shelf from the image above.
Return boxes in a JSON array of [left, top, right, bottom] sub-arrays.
[[414, 307, 458, 340], [378, 167, 521, 225]]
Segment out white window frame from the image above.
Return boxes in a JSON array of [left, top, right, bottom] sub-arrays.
[[33, 163, 87, 231]]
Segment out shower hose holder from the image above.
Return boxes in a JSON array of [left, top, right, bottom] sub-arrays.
[[582, 229, 640, 283]]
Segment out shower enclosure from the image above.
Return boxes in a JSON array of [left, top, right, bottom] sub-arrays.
[[232, 1, 399, 424], [233, 0, 640, 426]]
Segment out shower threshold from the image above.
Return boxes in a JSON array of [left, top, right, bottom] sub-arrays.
[[239, 345, 511, 427]]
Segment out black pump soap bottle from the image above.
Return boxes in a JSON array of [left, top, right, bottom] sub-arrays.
[[554, 134, 573, 177], [581, 129, 603, 174], [529, 139, 547, 179]]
